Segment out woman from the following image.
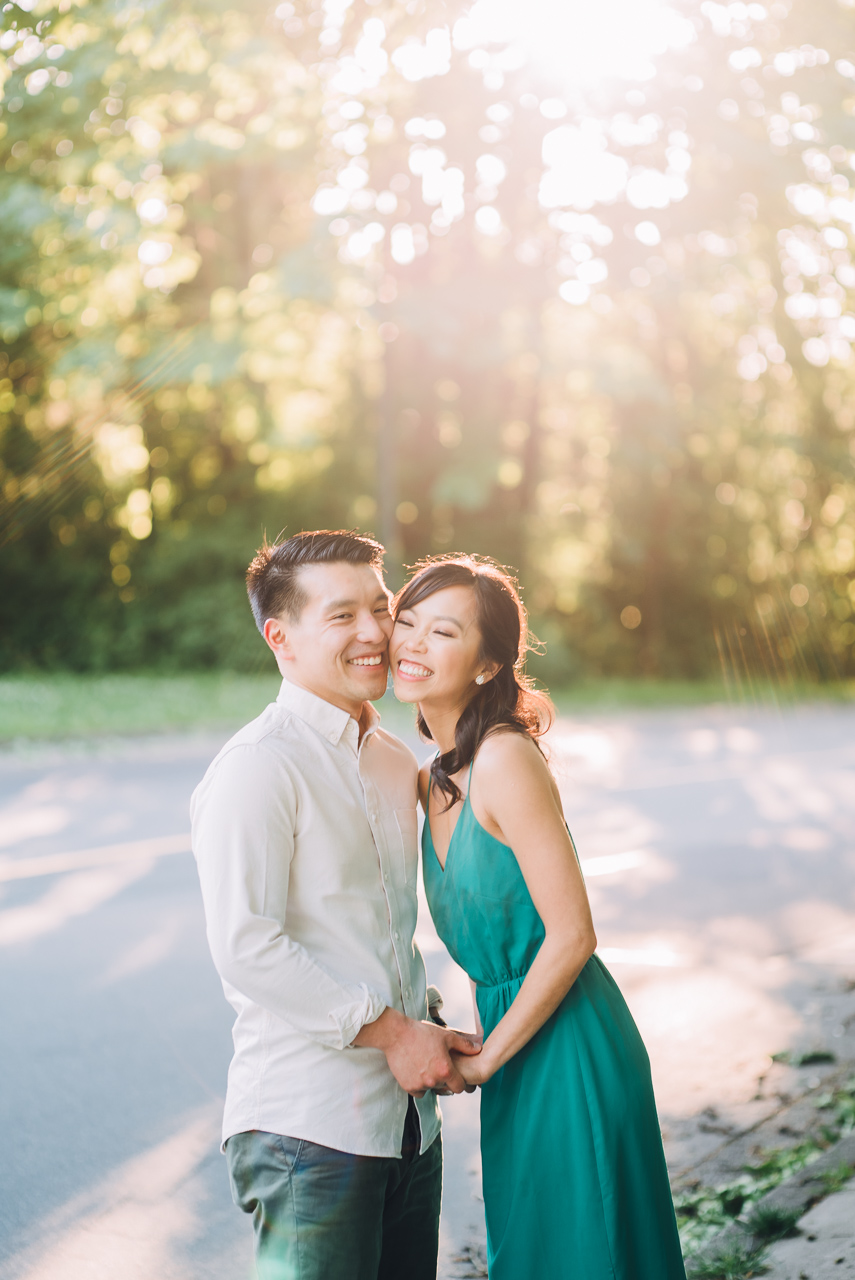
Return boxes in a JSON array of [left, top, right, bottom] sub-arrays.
[[390, 555, 686, 1280]]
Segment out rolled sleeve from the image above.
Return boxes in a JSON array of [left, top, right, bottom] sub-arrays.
[[191, 741, 385, 1048]]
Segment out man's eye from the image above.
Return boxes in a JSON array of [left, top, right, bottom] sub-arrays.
[[435, 630, 453, 638]]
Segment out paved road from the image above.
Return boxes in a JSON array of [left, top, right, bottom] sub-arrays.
[[1, 702, 854, 1279]]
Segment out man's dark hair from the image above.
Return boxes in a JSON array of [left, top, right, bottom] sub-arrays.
[[246, 530, 386, 633]]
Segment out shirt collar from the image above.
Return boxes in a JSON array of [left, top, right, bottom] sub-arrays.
[[276, 678, 380, 747]]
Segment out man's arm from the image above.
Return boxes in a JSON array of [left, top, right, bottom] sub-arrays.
[[192, 743, 386, 1050]]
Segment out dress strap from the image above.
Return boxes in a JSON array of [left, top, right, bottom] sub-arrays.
[[465, 756, 475, 799]]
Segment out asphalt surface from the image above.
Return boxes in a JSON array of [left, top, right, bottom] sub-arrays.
[[1, 701, 854, 1279]]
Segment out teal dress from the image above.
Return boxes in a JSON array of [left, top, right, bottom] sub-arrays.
[[423, 769, 686, 1280]]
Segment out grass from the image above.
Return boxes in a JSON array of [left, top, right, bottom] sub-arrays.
[[550, 676, 855, 713], [685, 1244, 767, 1280], [0, 672, 853, 744], [819, 1162, 855, 1196], [743, 1205, 801, 1243], [0, 672, 282, 742]]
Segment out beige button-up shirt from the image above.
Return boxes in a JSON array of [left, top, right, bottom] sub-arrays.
[[190, 679, 440, 1157]]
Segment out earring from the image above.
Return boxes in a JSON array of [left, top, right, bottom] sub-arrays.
[[475, 674, 485, 685]]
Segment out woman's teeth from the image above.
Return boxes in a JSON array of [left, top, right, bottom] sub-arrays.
[[350, 656, 384, 667], [398, 661, 432, 677]]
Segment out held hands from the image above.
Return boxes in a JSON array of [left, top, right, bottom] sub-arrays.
[[354, 1007, 482, 1096], [452, 1045, 495, 1090]]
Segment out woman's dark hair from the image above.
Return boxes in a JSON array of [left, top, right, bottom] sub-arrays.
[[392, 555, 553, 809]]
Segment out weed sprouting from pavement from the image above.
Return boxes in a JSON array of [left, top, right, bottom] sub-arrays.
[[685, 1243, 767, 1280], [819, 1162, 855, 1196], [744, 1205, 801, 1242], [675, 1076, 855, 1255]]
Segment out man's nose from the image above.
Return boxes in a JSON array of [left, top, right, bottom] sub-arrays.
[[357, 610, 390, 642]]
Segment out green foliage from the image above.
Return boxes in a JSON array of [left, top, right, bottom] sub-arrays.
[[818, 1161, 855, 1196], [676, 1076, 855, 1255], [745, 1137, 833, 1185], [0, 670, 281, 738], [675, 1142, 822, 1251], [10, 670, 841, 740], [685, 1244, 767, 1280], [1, 0, 855, 673], [743, 1204, 801, 1242], [797, 1050, 838, 1066]]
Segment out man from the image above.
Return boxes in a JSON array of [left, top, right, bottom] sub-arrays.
[[191, 530, 480, 1280]]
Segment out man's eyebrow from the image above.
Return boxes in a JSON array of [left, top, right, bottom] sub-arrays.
[[324, 594, 389, 610]]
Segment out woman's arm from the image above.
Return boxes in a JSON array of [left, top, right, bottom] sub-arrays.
[[469, 978, 484, 1037], [455, 733, 596, 1085]]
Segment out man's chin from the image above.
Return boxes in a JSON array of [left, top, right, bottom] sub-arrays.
[[348, 669, 389, 702]]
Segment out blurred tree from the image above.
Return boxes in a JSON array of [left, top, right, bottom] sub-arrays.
[[0, 0, 853, 681]]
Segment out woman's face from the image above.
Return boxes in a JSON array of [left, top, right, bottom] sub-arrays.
[[390, 584, 486, 706]]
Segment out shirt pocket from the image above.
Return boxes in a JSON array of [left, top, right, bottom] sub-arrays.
[[394, 807, 419, 885]]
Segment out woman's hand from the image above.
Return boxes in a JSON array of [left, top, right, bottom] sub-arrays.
[[453, 1044, 494, 1089]]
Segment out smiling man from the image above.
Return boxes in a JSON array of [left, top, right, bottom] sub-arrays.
[[190, 530, 479, 1280]]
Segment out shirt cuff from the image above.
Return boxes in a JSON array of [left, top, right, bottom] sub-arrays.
[[426, 983, 443, 1015], [333, 985, 387, 1050]]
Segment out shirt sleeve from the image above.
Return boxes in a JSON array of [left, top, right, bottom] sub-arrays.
[[190, 740, 387, 1050]]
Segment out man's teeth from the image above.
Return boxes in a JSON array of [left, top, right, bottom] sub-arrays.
[[399, 661, 432, 677], [350, 655, 384, 667]]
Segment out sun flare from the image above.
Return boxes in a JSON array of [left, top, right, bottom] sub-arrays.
[[452, 0, 697, 90]]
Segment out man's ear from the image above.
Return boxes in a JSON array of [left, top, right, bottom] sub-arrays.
[[263, 615, 293, 662]]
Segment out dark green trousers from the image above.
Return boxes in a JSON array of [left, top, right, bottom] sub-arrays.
[[225, 1101, 442, 1280]]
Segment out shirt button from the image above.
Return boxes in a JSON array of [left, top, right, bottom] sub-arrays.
[[384, 872, 389, 881], [394, 931, 400, 940], [371, 813, 378, 822]]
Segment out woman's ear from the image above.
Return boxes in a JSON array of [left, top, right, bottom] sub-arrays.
[[476, 661, 502, 685]]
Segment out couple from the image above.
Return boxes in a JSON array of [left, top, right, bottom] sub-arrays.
[[191, 530, 686, 1280]]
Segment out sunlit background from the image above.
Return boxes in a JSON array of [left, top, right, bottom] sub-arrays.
[[3, 9, 855, 1277], [2, 0, 855, 686]]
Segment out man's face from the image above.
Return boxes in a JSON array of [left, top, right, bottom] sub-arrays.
[[269, 561, 393, 717]]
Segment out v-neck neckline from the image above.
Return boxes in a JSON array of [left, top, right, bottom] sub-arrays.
[[425, 774, 470, 874]]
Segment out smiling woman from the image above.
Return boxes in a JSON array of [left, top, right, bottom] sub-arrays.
[[391, 555, 552, 808], [389, 554, 687, 1279]]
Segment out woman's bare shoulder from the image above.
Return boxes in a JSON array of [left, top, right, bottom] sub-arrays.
[[471, 730, 562, 834], [475, 729, 550, 781]]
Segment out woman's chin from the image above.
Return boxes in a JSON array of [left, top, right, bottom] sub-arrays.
[[391, 678, 421, 704]]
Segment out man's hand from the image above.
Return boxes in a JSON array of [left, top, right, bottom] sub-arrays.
[[353, 1008, 481, 1096]]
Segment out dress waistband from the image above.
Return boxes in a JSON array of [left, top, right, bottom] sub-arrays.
[[477, 971, 528, 991]]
